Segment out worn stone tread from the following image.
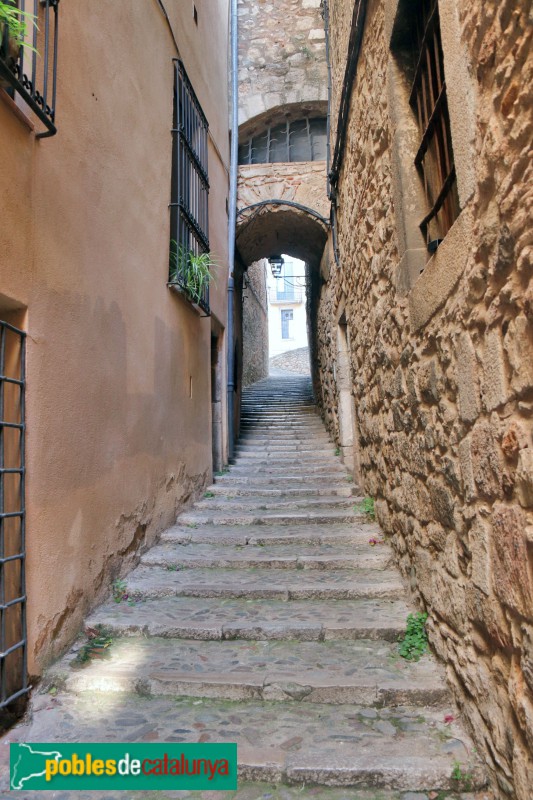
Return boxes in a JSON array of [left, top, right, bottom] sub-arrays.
[[87, 596, 412, 642], [123, 565, 405, 601], [192, 497, 358, 512], [161, 523, 383, 546], [0, 785, 492, 800], [140, 541, 393, 571], [2, 695, 485, 792], [178, 510, 363, 526], [46, 637, 448, 707], [206, 484, 358, 497]]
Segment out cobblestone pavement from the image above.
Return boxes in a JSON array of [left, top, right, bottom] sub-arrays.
[[0, 376, 490, 799], [269, 348, 310, 376]]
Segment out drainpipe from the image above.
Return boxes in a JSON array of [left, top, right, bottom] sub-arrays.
[[322, 0, 340, 266], [226, 0, 239, 462]]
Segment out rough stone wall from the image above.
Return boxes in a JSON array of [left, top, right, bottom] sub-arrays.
[[238, 0, 328, 125], [242, 260, 269, 387], [315, 0, 533, 797], [238, 162, 329, 218]]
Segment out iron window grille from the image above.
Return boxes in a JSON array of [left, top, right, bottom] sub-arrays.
[[0, 321, 27, 710], [409, 0, 459, 242], [169, 59, 210, 315], [0, 0, 59, 138], [239, 117, 327, 166]]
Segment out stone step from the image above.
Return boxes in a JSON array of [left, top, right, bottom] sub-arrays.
[[236, 442, 333, 451], [122, 565, 405, 601], [140, 541, 393, 571], [238, 433, 332, 441], [192, 496, 358, 512], [226, 466, 347, 477], [161, 522, 382, 546], [206, 483, 357, 497], [178, 509, 362, 526], [47, 637, 449, 708], [7, 693, 485, 792], [215, 473, 354, 486], [232, 454, 340, 465], [87, 596, 412, 642]]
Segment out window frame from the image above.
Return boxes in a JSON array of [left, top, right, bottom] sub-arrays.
[[408, 0, 459, 243], [169, 59, 210, 315]]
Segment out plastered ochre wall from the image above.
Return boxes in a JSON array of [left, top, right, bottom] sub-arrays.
[[0, 0, 230, 674]]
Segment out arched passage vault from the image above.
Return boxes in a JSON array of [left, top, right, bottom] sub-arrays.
[[235, 200, 330, 404], [236, 200, 329, 272]]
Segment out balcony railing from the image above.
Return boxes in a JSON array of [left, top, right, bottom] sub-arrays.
[[0, 0, 59, 138], [269, 287, 304, 304]]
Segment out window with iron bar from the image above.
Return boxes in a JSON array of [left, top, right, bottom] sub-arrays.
[[169, 59, 210, 315], [238, 117, 327, 166], [409, 0, 459, 243], [0, 0, 59, 138]]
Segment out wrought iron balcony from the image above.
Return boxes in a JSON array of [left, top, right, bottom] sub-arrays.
[[0, 0, 59, 137], [269, 287, 304, 304]]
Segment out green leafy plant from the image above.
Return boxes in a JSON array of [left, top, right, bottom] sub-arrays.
[[0, 1, 37, 52], [72, 625, 113, 667], [334, 446, 341, 456], [112, 578, 128, 603], [169, 242, 217, 304], [203, 490, 215, 498], [215, 467, 229, 476], [398, 612, 429, 661], [354, 496, 375, 520], [450, 760, 473, 791]]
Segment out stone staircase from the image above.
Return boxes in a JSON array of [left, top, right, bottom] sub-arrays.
[[0, 375, 488, 799]]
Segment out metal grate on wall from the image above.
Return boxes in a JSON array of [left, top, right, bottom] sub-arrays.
[[0, 321, 27, 710], [239, 117, 327, 165], [169, 59, 210, 315]]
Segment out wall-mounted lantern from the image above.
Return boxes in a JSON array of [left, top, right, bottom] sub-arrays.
[[268, 255, 284, 278]]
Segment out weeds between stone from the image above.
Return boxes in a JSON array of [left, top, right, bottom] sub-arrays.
[[72, 625, 113, 667], [354, 496, 375, 520], [398, 612, 429, 661]]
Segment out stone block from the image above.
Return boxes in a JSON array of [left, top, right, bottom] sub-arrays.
[[492, 504, 533, 617], [456, 331, 481, 423], [469, 518, 492, 595], [470, 421, 504, 500], [504, 314, 533, 395], [521, 623, 533, 695], [516, 448, 533, 508], [428, 477, 456, 529], [482, 327, 509, 411], [458, 434, 476, 500], [418, 359, 442, 404]]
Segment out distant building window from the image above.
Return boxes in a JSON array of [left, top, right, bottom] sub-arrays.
[[169, 60, 210, 313], [238, 118, 327, 165], [281, 309, 293, 339], [409, 0, 459, 241]]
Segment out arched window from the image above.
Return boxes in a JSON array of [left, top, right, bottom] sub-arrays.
[[238, 117, 327, 165]]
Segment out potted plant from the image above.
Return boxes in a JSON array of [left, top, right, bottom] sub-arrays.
[[0, 1, 37, 85], [169, 241, 217, 306]]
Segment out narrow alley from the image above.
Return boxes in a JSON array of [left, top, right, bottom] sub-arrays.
[[0, 0, 531, 797], [0, 376, 487, 798]]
